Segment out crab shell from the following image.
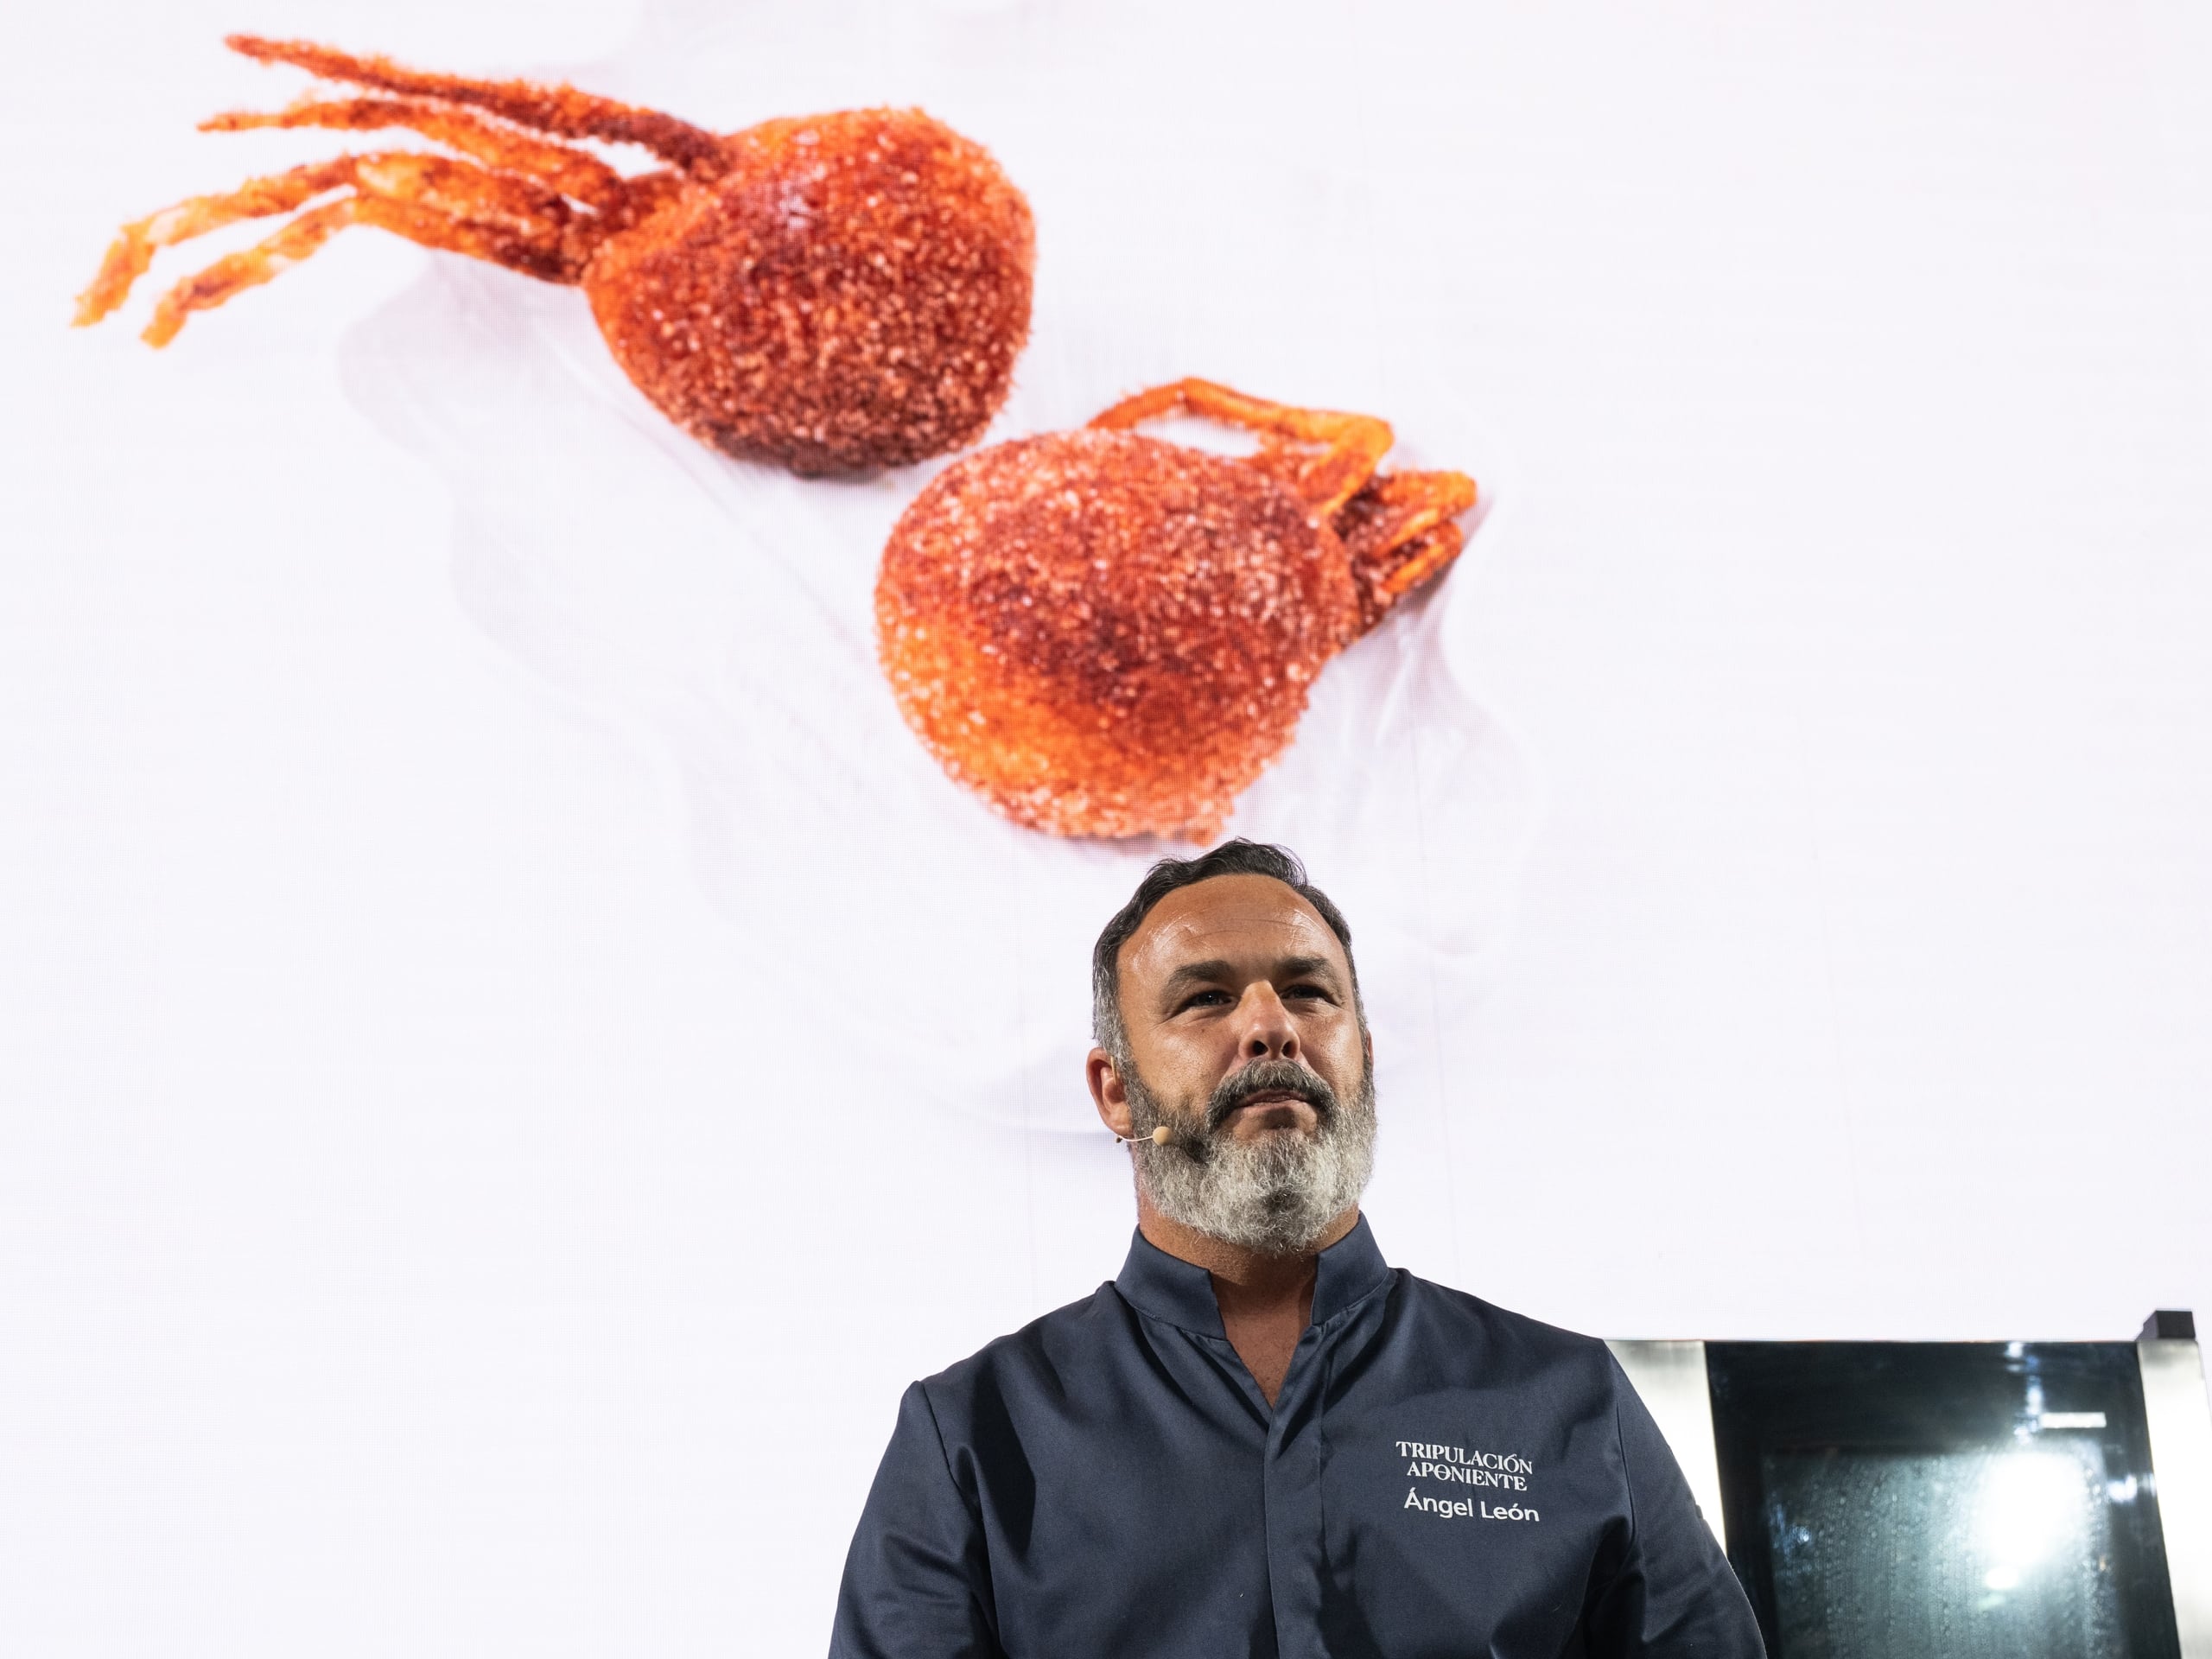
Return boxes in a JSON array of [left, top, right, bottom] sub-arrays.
[[587, 109, 1035, 477], [877, 428, 1363, 840]]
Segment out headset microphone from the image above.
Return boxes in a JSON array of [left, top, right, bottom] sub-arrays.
[[1116, 1126, 1173, 1147]]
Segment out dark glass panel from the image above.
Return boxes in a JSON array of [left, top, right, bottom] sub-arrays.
[[1706, 1342, 2178, 1659]]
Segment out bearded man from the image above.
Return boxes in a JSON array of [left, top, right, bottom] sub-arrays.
[[830, 841, 1763, 1658]]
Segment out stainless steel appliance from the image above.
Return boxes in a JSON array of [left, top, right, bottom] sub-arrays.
[[1611, 1313, 2212, 1658]]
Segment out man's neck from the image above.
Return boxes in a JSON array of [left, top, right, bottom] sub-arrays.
[[1135, 1193, 1359, 1290], [1135, 1194, 1359, 1406]]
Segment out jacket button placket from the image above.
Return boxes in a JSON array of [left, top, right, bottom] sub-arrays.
[[1262, 1323, 1332, 1657]]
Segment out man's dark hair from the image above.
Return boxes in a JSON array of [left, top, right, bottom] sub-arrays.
[[1091, 839, 1361, 1059]]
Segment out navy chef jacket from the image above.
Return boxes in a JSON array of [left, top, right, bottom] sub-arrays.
[[831, 1217, 1763, 1657]]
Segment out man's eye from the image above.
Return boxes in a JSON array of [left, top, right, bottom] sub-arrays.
[[1178, 990, 1231, 1012], [1284, 983, 1329, 1001]]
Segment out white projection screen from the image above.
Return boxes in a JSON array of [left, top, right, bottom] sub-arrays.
[[4, 1, 2210, 1651]]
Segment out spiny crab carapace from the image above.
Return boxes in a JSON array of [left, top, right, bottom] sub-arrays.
[[75, 36, 1035, 476], [876, 378, 1479, 841]]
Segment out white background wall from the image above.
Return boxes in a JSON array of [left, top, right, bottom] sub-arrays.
[[4, 1, 2209, 1650]]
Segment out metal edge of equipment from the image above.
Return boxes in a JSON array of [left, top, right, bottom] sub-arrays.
[[1605, 1339, 1726, 1548], [2139, 1332, 2212, 1659]]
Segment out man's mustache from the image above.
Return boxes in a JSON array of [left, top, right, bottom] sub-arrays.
[[1203, 1058, 1338, 1135]]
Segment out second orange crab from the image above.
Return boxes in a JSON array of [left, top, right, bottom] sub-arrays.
[[876, 379, 1478, 840]]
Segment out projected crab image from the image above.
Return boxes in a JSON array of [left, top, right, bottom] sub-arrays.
[[75, 35, 1035, 476], [876, 378, 1479, 841]]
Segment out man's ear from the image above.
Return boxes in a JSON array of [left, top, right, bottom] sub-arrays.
[[1087, 1046, 1133, 1138]]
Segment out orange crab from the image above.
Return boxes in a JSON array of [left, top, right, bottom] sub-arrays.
[[74, 36, 1035, 476], [876, 378, 1478, 840]]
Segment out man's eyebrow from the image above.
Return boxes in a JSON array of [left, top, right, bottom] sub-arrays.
[[1157, 954, 1345, 1005], [1159, 959, 1236, 1001]]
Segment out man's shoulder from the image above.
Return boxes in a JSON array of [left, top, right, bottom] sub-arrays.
[[913, 1281, 1127, 1408], [1391, 1269, 1627, 1389]]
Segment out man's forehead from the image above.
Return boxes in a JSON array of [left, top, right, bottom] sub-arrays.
[[1120, 874, 1345, 977]]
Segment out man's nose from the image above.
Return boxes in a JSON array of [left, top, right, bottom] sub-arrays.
[[1236, 982, 1300, 1061]]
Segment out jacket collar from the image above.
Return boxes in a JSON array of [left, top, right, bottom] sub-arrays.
[[1113, 1213, 1391, 1338]]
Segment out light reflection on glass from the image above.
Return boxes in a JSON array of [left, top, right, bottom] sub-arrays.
[[1976, 1449, 2093, 1580], [1766, 1440, 2122, 1658]]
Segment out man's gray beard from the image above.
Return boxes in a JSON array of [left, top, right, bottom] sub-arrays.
[[1123, 1053, 1376, 1256]]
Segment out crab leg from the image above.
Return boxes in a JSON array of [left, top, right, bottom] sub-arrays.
[[79, 152, 591, 344], [140, 178, 587, 346], [1089, 378, 1395, 521], [75, 158, 359, 326], [205, 96, 628, 212], [226, 35, 730, 180], [1334, 468, 1479, 632]]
